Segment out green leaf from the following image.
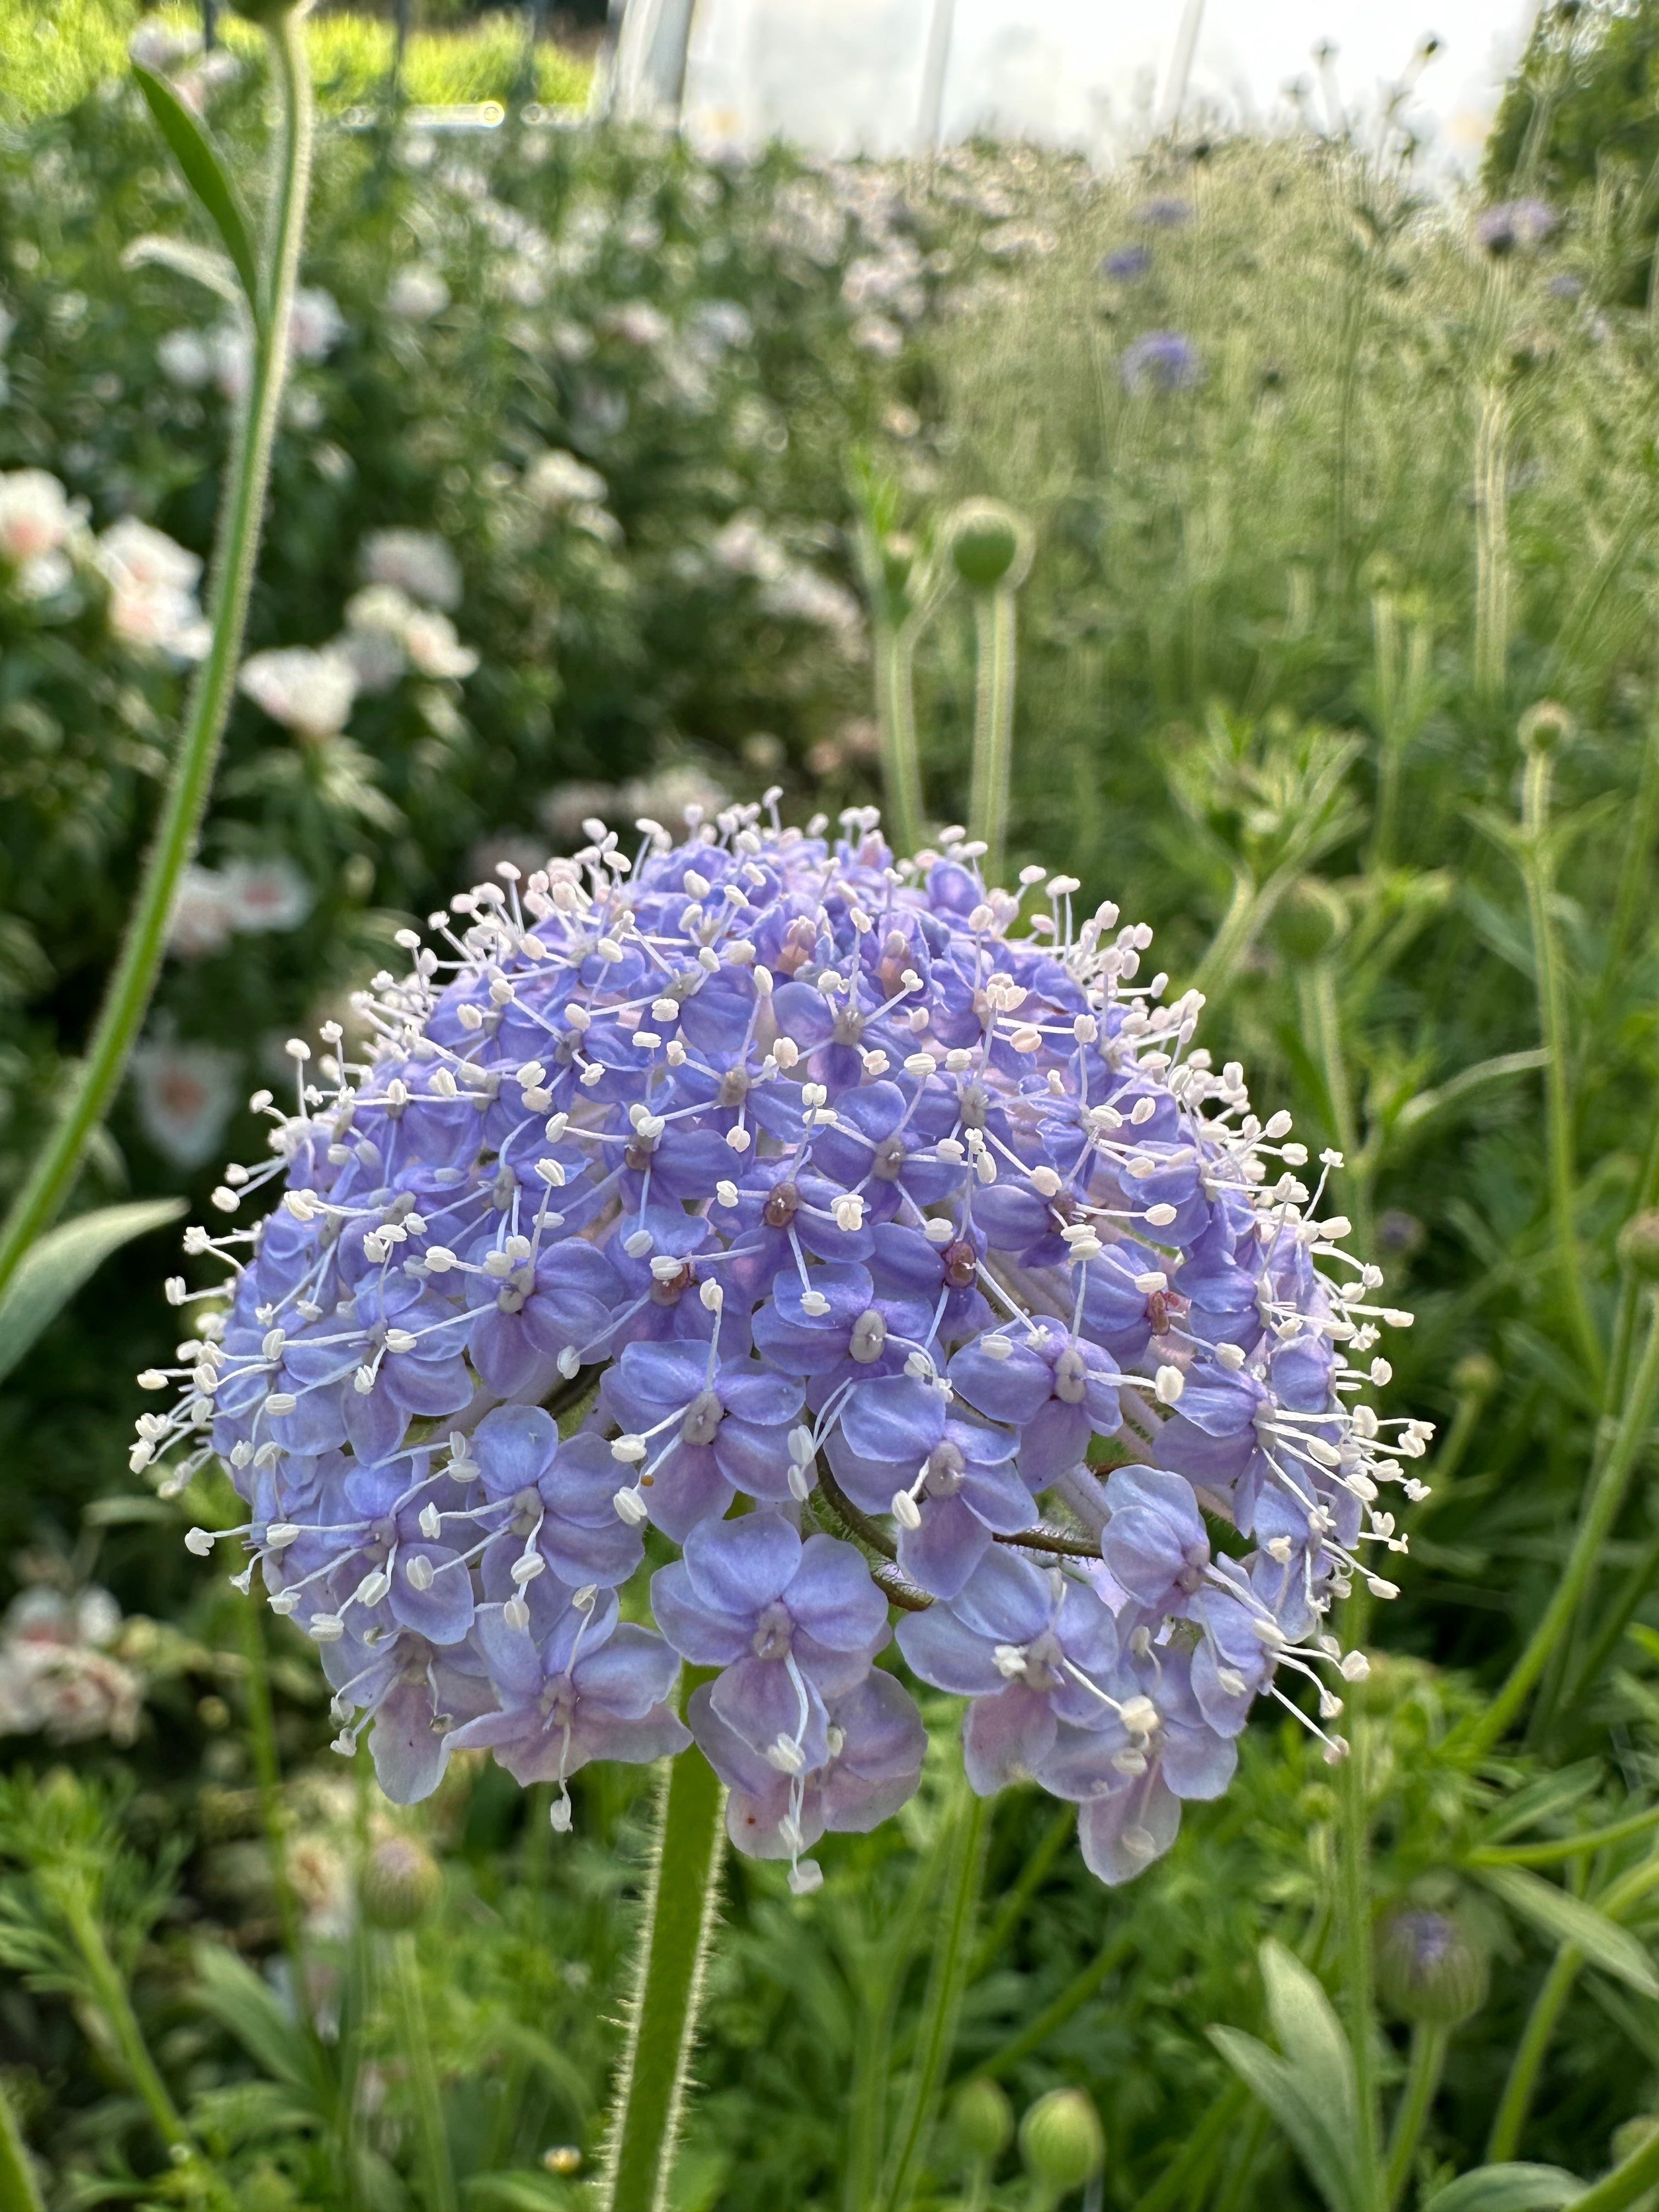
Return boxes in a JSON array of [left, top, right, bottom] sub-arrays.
[[1259, 1939, 1358, 2142], [190, 1940, 331, 2112], [1207, 2027, 1361, 2212], [1479, 1866, 1659, 1997], [0, 1198, 186, 1386], [131, 61, 262, 321], [120, 232, 246, 308], [1479, 1764, 1605, 1844], [1423, 2163, 1584, 2211]]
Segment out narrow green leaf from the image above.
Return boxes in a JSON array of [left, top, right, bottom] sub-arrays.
[[1259, 1939, 1358, 2142], [1207, 2027, 1360, 2212], [1423, 2163, 1584, 2211], [120, 233, 245, 308], [131, 61, 262, 320], [0, 1198, 185, 1386], [190, 1940, 320, 2103], [1480, 1865, 1659, 1997], [1479, 1764, 1605, 1844]]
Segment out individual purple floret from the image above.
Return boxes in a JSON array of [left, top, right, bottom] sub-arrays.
[[1099, 245, 1153, 281], [1473, 198, 1556, 256], [139, 797, 1424, 1892]]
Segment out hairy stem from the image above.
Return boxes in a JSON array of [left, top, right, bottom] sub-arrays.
[[390, 1929, 458, 2212], [239, 1596, 310, 2005], [1463, 1294, 1659, 1756], [1472, 384, 1510, 703], [967, 585, 1018, 878], [873, 617, 926, 861], [1384, 2023, 1446, 2208], [881, 1785, 990, 2212], [602, 1746, 725, 2212], [1520, 739, 1603, 1390], [1338, 1691, 1384, 2212], [0, 11, 314, 1294]]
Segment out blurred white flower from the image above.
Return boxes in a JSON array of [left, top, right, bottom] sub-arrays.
[[240, 645, 359, 738], [289, 286, 346, 363], [850, 313, 903, 359], [686, 299, 753, 362], [710, 514, 787, 583], [128, 21, 200, 70], [16, 550, 73, 601], [168, 864, 238, 958], [222, 855, 314, 934], [132, 1038, 239, 1167], [361, 528, 461, 611], [157, 327, 214, 389], [173, 48, 242, 114], [524, 449, 607, 511], [608, 301, 671, 348], [0, 469, 74, 565], [760, 566, 862, 635], [0, 1587, 142, 1748], [98, 517, 210, 661], [386, 263, 450, 321], [404, 608, 478, 680], [340, 584, 412, 691], [212, 322, 252, 402], [570, 503, 623, 548]]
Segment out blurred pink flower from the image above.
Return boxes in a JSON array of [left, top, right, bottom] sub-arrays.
[[132, 1039, 239, 1167]]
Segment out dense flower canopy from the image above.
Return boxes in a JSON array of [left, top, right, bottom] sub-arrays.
[[136, 799, 1424, 1890]]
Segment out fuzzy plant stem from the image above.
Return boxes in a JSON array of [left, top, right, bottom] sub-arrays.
[[1383, 2023, 1446, 2209], [0, 10, 314, 1297], [1464, 1292, 1659, 1758], [0, 2085, 43, 2212], [1472, 384, 1510, 704], [1338, 1657, 1384, 2212], [881, 1786, 990, 2212], [239, 1595, 311, 2005], [873, 616, 927, 862], [967, 584, 1018, 878], [1520, 736, 1604, 1390], [390, 1930, 458, 2212], [602, 1746, 725, 2212]]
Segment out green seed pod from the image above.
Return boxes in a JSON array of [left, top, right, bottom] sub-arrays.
[[1618, 1210, 1659, 1282], [951, 2076, 1014, 2164], [360, 1835, 441, 1932], [1374, 1908, 1488, 2028], [946, 498, 1034, 593], [1269, 876, 1346, 963], [1518, 699, 1572, 755], [1018, 2087, 1104, 2193]]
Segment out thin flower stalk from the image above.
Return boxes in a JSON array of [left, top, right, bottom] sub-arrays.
[[1518, 719, 1603, 1390], [1472, 384, 1510, 703], [389, 1928, 459, 2212], [0, 9, 315, 1296], [1384, 2023, 1447, 2209], [967, 582, 1019, 878], [0, 2087, 43, 2212]]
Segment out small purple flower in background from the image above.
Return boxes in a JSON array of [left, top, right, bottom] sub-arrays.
[[1135, 196, 1192, 228], [1474, 199, 1557, 256], [1120, 331, 1203, 395], [140, 799, 1422, 1892], [1099, 245, 1152, 281]]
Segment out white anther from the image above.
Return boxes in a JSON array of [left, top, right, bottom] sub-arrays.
[[1154, 1364, 1184, 1405], [614, 1487, 650, 1526]]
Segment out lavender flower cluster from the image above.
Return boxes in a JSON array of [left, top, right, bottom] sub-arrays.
[[135, 802, 1425, 1890]]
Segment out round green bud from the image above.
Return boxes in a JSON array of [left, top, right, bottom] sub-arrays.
[[1451, 1350, 1501, 1399], [360, 1835, 441, 1932], [1270, 877, 1346, 963], [946, 499, 1034, 593], [1018, 2087, 1104, 2193], [1518, 700, 1572, 755], [1374, 1908, 1488, 2028], [1618, 1210, 1659, 1282], [951, 2076, 1014, 2164]]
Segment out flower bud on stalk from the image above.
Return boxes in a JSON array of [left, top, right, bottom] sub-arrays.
[[1618, 1210, 1659, 1282], [1019, 2086, 1104, 2203], [951, 2076, 1014, 2165], [1374, 1908, 1488, 2028], [360, 1835, 442, 1932]]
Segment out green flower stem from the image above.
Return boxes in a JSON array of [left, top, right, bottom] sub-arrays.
[[1570, 2112, 1659, 2212], [975, 1927, 1133, 2080], [1487, 1846, 1659, 2160], [844, 1833, 940, 2212], [880, 1784, 990, 2212], [1338, 1670, 1384, 2212], [602, 1745, 725, 2212], [1461, 1293, 1659, 1758], [1470, 1798, 1659, 1867], [1127, 2081, 1251, 2212], [967, 584, 1018, 878], [1472, 383, 1510, 703], [1383, 2022, 1447, 2209], [390, 1929, 458, 2212], [0, 2081, 43, 2212], [0, 10, 314, 1297], [239, 1595, 309, 2004], [1605, 1096, 1659, 1424], [969, 1802, 1073, 1978], [873, 615, 927, 861], [1519, 738, 1603, 1392]]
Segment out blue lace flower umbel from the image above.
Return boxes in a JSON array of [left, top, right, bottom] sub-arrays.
[[136, 800, 1427, 1891]]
